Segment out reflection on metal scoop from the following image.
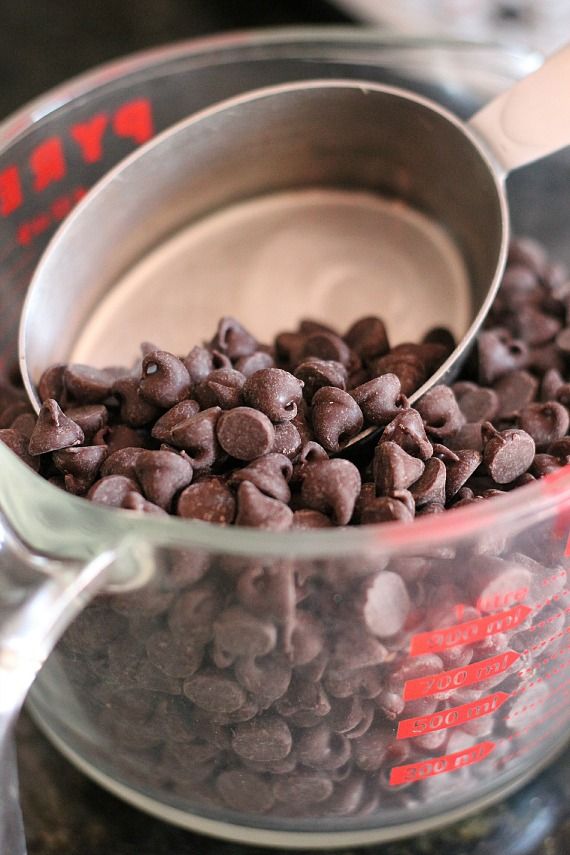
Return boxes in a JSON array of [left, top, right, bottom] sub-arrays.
[[19, 44, 570, 456]]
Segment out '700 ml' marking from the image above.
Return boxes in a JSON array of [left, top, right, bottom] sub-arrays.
[[403, 651, 520, 701], [410, 605, 532, 656], [389, 741, 495, 786], [397, 691, 510, 739]]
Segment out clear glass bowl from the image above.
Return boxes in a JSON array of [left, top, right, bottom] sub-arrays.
[[0, 28, 569, 848]]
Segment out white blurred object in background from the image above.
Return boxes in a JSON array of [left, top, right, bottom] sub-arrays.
[[334, 0, 570, 53]]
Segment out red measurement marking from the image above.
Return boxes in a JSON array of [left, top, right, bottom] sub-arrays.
[[410, 605, 532, 656], [389, 740, 495, 786], [0, 97, 154, 218], [403, 651, 520, 701], [397, 691, 510, 739], [0, 165, 22, 216]]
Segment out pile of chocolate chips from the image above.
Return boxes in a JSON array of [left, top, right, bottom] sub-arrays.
[[2, 236, 570, 528], [2, 236, 570, 819]]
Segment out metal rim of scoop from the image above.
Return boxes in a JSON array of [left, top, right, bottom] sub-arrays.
[[18, 77, 509, 430]]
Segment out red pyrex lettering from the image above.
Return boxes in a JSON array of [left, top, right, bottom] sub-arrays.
[[389, 740, 495, 786], [403, 651, 520, 701], [410, 605, 532, 656], [397, 691, 510, 739], [0, 98, 153, 215]]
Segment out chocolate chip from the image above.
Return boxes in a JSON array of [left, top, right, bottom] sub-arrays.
[[494, 370, 539, 419], [452, 381, 499, 423], [53, 445, 107, 484], [311, 386, 363, 452], [64, 404, 108, 440], [518, 401, 570, 450], [294, 359, 347, 404], [235, 350, 274, 377], [243, 368, 303, 422], [477, 329, 528, 385], [121, 491, 167, 515], [216, 770, 274, 814], [350, 375, 408, 426], [271, 420, 302, 459], [344, 316, 389, 363], [177, 477, 236, 524], [409, 457, 446, 507], [28, 399, 84, 455], [380, 409, 433, 461], [134, 449, 193, 511], [38, 364, 67, 403], [0, 428, 40, 470], [444, 449, 482, 499], [235, 481, 293, 530], [301, 331, 351, 366], [230, 453, 292, 503], [112, 376, 160, 427], [8, 412, 36, 439], [415, 386, 465, 439], [183, 671, 246, 713], [183, 345, 214, 384], [93, 423, 149, 453], [371, 352, 426, 397], [360, 495, 413, 524], [213, 606, 277, 662], [232, 715, 292, 762], [169, 407, 222, 470], [146, 630, 203, 678], [291, 509, 334, 529], [272, 772, 333, 805], [194, 367, 245, 410], [217, 407, 275, 460], [210, 316, 257, 360], [361, 571, 410, 637], [63, 364, 114, 404], [234, 653, 292, 708], [100, 446, 146, 480], [87, 474, 140, 506], [139, 351, 191, 408], [300, 458, 361, 525], [373, 441, 425, 495], [482, 423, 535, 484]]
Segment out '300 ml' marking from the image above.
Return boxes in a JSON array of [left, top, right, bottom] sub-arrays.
[[403, 651, 520, 701], [389, 741, 495, 786]]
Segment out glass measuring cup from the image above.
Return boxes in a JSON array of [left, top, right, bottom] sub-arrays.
[[1, 29, 570, 849]]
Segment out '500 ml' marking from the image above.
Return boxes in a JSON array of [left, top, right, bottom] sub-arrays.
[[403, 651, 520, 701], [397, 691, 510, 739]]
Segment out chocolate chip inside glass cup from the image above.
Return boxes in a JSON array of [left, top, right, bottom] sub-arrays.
[[3, 235, 570, 820]]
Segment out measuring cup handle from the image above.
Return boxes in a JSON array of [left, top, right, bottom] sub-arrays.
[[0, 443, 117, 855], [469, 41, 570, 175]]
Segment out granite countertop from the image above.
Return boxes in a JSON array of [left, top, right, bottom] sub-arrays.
[[2, 1, 569, 853]]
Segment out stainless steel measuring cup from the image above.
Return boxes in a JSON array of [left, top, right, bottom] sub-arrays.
[[19, 42, 570, 440]]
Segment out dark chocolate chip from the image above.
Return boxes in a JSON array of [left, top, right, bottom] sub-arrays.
[[235, 481, 293, 530], [139, 351, 191, 408], [217, 407, 275, 460], [177, 477, 236, 524], [300, 458, 361, 525], [482, 423, 536, 484], [28, 399, 84, 455], [243, 368, 304, 422], [350, 375, 408, 426], [311, 386, 363, 452], [194, 368, 245, 410], [134, 449, 193, 511], [210, 316, 257, 360]]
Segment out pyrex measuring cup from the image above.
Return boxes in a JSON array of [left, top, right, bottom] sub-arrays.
[[1, 30, 570, 850]]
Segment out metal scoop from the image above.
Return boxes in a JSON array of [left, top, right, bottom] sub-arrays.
[[19, 43, 570, 452]]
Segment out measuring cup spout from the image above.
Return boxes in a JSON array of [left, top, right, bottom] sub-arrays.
[[469, 41, 570, 176]]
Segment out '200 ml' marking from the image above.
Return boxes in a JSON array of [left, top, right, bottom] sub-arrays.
[[403, 651, 520, 701], [410, 605, 532, 656], [397, 691, 510, 739], [389, 740, 495, 786]]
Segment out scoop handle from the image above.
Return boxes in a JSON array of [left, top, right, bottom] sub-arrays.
[[469, 41, 570, 175]]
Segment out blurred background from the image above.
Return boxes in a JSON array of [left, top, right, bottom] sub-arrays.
[[1, 0, 568, 123]]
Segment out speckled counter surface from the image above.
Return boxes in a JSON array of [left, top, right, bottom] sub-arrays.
[[2, 1, 569, 853]]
